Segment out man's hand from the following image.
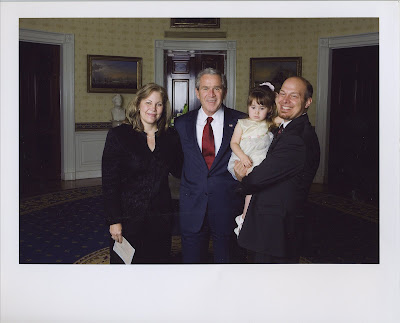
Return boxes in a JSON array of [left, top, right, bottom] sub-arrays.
[[234, 160, 249, 182]]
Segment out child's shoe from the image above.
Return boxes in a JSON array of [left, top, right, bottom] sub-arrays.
[[234, 214, 244, 237]]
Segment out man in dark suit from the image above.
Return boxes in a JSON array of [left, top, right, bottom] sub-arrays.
[[234, 76, 320, 263], [174, 68, 246, 263]]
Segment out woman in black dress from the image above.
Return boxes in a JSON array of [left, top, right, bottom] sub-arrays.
[[102, 83, 183, 264]]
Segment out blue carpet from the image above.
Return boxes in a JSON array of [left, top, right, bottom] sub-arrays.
[[20, 186, 109, 264], [19, 186, 379, 264], [301, 197, 379, 263]]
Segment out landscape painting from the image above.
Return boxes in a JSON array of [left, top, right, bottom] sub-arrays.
[[87, 55, 142, 93]]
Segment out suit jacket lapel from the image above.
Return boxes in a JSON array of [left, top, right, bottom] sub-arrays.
[[212, 105, 235, 169], [270, 126, 282, 150], [270, 114, 308, 151], [185, 108, 203, 157]]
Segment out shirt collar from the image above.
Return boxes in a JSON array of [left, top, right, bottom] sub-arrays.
[[198, 105, 224, 124], [281, 112, 307, 128]]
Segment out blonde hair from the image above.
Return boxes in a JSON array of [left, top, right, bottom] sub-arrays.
[[126, 83, 172, 134]]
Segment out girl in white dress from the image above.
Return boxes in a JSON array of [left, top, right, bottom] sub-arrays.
[[227, 82, 281, 236]]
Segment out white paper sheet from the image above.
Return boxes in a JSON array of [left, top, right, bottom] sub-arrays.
[[113, 237, 135, 264]]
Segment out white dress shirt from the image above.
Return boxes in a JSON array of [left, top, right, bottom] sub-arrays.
[[196, 106, 224, 155], [282, 120, 292, 128], [280, 112, 307, 128]]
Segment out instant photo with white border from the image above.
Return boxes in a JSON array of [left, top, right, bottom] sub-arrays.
[[1, 1, 399, 322]]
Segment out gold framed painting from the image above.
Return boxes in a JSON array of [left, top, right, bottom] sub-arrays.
[[250, 57, 302, 91], [87, 55, 142, 93]]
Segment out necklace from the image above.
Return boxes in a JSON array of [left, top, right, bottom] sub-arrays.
[[145, 128, 157, 139]]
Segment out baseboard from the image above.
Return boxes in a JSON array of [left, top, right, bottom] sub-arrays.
[[62, 172, 76, 181], [75, 170, 102, 180], [313, 174, 325, 184]]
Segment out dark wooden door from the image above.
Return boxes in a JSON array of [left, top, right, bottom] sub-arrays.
[[19, 41, 61, 193], [328, 45, 379, 203], [165, 52, 225, 117]]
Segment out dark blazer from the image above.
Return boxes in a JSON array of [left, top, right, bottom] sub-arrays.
[[102, 124, 183, 226], [237, 114, 320, 257], [174, 105, 247, 235]]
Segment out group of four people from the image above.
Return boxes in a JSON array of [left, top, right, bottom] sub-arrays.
[[102, 67, 320, 264]]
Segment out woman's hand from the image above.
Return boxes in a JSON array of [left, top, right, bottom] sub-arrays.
[[109, 223, 123, 243]]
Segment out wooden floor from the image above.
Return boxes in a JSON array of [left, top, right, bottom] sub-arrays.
[[20, 177, 102, 198]]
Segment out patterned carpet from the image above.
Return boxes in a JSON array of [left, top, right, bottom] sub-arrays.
[[74, 236, 187, 264], [301, 192, 379, 264], [20, 186, 109, 264], [307, 191, 378, 223], [19, 186, 379, 264]]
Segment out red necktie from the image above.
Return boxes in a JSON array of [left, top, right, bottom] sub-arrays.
[[202, 117, 215, 169]]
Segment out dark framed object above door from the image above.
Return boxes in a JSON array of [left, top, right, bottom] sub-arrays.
[[171, 18, 220, 28]]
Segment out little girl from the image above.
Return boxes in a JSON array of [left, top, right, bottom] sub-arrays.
[[227, 82, 281, 236]]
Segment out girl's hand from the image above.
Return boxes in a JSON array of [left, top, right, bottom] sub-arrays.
[[110, 223, 123, 243], [241, 155, 253, 168], [273, 116, 284, 126]]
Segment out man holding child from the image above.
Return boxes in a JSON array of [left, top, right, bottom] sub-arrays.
[[234, 76, 320, 264]]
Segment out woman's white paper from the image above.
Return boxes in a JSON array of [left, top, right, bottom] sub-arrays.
[[113, 237, 135, 264]]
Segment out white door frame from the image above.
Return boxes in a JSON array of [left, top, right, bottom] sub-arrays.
[[19, 28, 76, 180], [314, 32, 379, 183], [155, 40, 237, 109]]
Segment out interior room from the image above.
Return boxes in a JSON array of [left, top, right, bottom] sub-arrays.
[[2, 0, 398, 319], [18, 17, 379, 265]]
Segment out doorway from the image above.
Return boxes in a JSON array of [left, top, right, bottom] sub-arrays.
[[328, 45, 379, 203], [19, 41, 61, 194], [154, 39, 237, 109], [165, 50, 226, 117], [19, 29, 76, 181], [314, 33, 379, 185]]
